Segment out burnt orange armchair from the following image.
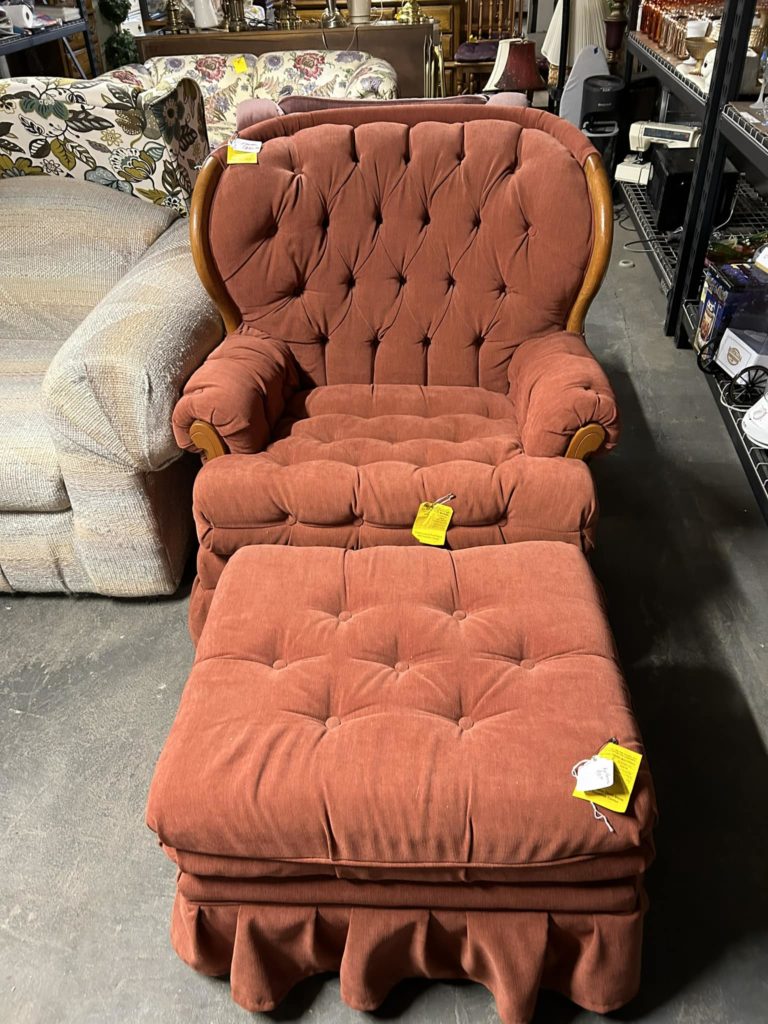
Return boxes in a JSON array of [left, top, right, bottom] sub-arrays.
[[173, 106, 617, 636]]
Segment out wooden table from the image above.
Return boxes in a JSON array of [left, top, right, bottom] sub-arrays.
[[138, 21, 442, 98]]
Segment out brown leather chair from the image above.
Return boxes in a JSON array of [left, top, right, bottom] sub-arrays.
[[173, 105, 617, 637]]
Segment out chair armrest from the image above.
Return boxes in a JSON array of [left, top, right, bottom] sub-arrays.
[[344, 58, 399, 100], [173, 333, 300, 457], [42, 220, 223, 473], [507, 332, 619, 458]]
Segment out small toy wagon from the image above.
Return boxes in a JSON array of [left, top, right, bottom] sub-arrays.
[[698, 327, 768, 408]]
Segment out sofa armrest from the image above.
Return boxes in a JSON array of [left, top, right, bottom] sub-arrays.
[[344, 57, 399, 100], [42, 219, 223, 473], [507, 332, 619, 458], [173, 333, 300, 457]]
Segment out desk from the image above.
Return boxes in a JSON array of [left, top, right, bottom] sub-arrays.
[[138, 21, 441, 98]]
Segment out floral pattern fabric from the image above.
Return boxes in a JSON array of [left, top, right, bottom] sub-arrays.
[[132, 50, 398, 149], [0, 75, 208, 213]]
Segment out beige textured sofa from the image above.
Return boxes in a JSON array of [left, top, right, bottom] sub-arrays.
[[0, 176, 223, 595]]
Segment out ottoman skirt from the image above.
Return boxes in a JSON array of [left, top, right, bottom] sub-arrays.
[[171, 891, 646, 1021]]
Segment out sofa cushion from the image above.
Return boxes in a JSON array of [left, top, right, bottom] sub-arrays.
[[253, 50, 394, 103], [0, 339, 68, 511], [147, 543, 656, 883], [0, 177, 176, 343]]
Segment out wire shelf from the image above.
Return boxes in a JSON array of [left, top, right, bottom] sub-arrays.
[[627, 31, 708, 110], [706, 369, 768, 517], [618, 181, 678, 292], [723, 180, 768, 236], [721, 104, 768, 178]]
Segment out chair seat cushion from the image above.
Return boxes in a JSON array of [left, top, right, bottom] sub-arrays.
[[0, 340, 68, 512], [190, 383, 598, 559], [147, 543, 656, 884], [272, 384, 520, 465]]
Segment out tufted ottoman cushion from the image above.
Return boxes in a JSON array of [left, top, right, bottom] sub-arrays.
[[148, 543, 655, 1021]]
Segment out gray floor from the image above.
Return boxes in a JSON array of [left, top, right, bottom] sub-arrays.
[[2, 219, 768, 1024]]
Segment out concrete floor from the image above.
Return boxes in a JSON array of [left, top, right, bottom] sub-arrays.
[[2, 219, 768, 1024]]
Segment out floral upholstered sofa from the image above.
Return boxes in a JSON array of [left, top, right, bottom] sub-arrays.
[[106, 51, 399, 148], [0, 75, 207, 212]]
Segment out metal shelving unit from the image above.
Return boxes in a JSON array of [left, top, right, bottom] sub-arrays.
[[624, 0, 768, 523], [706, 370, 768, 520], [0, 0, 95, 77]]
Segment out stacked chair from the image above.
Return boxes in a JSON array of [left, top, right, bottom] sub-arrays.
[[147, 105, 657, 1023]]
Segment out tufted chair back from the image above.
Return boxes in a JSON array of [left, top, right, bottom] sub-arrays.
[[193, 106, 608, 392]]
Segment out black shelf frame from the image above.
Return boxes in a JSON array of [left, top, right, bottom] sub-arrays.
[[0, 19, 86, 57]]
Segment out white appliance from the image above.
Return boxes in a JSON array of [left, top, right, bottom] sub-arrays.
[[615, 121, 702, 185]]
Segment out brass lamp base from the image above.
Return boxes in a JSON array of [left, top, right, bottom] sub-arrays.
[[395, 0, 427, 24]]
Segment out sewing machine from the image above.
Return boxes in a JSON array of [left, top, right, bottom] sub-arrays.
[[615, 121, 702, 185]]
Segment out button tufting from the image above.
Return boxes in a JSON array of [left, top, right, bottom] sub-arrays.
[[422, 336, 431, 348], [338, 611, 352, 622], [394, 661, 408, 673], [458, 716, 474, 730], [521, 659, 535, 670], [317, 334, 328, 345], [399, 274, 407, 286], [374, 212, 383, 226], [285, 514, 296, 525], [447, 276, 455, 288], [423, 214, 431, 226], [273, 659, 287, 670], [348, 276, 356, 289], [475, 335, 484, 347], [353, 517, 363, 526], [453, 610, 467, 620], [325, 716, 341, 729], [294, 285, 304, 297]]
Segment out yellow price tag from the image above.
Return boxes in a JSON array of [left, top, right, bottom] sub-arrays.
[[572, 742, 643, 815], [412, 501, 454, 546], [233, 56, 248, 73], [227, 139, 262, 165]]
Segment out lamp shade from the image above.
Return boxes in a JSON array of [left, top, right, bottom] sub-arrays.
[[485, 38, 547, 92], [542, 0, 608, 66]]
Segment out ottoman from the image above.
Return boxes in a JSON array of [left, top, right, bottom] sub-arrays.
[[147, 543, 656, 1022]]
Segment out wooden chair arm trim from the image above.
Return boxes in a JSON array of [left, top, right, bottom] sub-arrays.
[[189, 420, 228, 462], [567, 153, 613, 334], [190, 156, 242, 336], [564, 423, 606, 461]]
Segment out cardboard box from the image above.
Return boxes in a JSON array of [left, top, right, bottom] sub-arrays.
[[693, 263, 753, 353]]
